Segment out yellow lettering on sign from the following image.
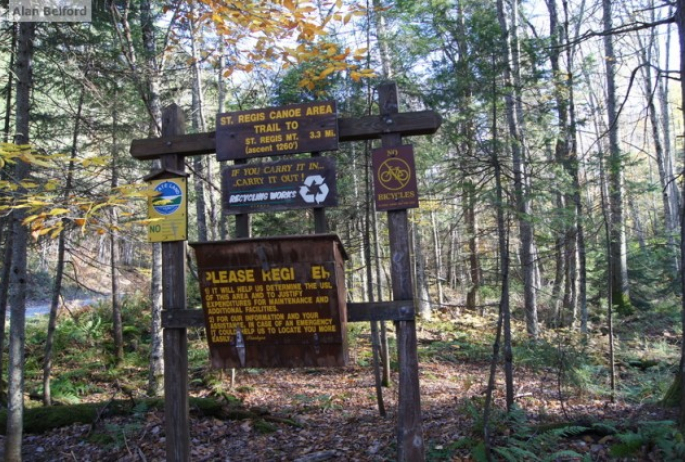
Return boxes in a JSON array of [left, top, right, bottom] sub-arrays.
[[269, 108, 302, 119], [238, 112, 265, 123], [311, 265, 330, 279], [305, 104, 333, 116], [261, 267, 295, 282], [259, 134, 282, 143], [235, 178, 264, 187], [263, 164, 292, 174], [254, 123, 281, 133], [205, 269, 255, 284]]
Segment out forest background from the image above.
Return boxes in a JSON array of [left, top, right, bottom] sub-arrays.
[[2, 0, 685, 460]]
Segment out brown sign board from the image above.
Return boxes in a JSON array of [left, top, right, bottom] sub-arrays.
[[191, 235, 348, 369], [216, 101, 339, 161], [372, 144, 420, 211], [222, 157, 337, 214]]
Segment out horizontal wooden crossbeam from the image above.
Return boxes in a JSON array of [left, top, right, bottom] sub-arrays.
[[161, 300, 415, 329], [130, 111, 441, 160], [346, 300, 415, 322]]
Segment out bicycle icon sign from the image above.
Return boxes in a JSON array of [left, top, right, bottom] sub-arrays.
[[372, 145, 419, 211], [378, 158, 412, 190]]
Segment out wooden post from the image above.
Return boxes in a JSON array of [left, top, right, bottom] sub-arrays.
[[378, 82, 425, 462], [161, 104, 190, 462]]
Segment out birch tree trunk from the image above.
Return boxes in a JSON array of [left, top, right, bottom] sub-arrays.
[[110, 90, 125, 364], [414, 226, 432, 320], [0, 229, 11, 397], [190, 5, 209, 242], [217, 42, 230, 241], [140, 0, 165, 397]]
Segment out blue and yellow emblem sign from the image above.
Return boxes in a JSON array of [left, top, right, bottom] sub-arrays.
[[148, 178, 188, 242]]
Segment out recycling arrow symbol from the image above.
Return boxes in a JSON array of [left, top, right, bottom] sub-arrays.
[[299, 175, 329, 204]]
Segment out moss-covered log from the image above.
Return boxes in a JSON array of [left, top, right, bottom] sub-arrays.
[[0, 397, 225, 435]]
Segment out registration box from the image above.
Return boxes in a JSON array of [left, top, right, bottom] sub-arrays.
[[191, 235, 348, 368]]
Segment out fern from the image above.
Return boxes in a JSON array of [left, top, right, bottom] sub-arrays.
[[551, 425, 590, 439], [590, 421, 618, 435], [610, 432, 645, 457], [494, 445, 540, 461], [471, 442, 488, 462], [609, 421, 685, 459], [542, 449, 585, 461]]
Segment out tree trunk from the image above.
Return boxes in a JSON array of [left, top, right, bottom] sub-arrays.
[[547, 0, 580, 328], [484, 112, 512, 458], [658, 5, 680, 251], [414, 226, 432, 320], [496, 0, 538, 338], [372, 0, 393, 79], [5, 21, 35, 462], [43, 78, 86, 406], [635, 3, 680, 274], [0, 229, 12, 400], [464, 181, 480, 311], [2, 23, 16, 143], [429, 200, 444, 307], [371, 182, 390, 386], [217, 42, 230, 241], [140, 0, 164, 397], [111, 93, 124, 364], [603, 0, 630, 314], [190, 4, 209, 242], [675, 0, 685, 432], [363, 142, 385, 415]]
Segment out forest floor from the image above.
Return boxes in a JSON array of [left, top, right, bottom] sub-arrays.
[[1, 311, 681, 461]]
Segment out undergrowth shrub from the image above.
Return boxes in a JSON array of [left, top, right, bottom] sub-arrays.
[[609, 421, 685, 460], [452, 400, 587, 462]]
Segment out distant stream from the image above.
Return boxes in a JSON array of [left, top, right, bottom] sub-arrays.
[[21, 298, 101, 318]]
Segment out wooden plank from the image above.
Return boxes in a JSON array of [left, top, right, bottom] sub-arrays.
[[160, 104, 190, 462], [129, 111, 442, 160], [162, 301, 415, 329], [347, 301, 415, 322], [162, 309, 205, 328], [379, 82, 425, 462], [338, 111, 441, 142], [216, 101, 339, 160]]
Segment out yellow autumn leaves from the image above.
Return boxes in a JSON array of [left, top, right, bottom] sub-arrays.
[[0, 143, 149, 240], [174, 0, 374, 87]]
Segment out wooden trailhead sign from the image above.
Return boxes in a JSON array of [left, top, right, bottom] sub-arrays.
[[216, 101, 338, 161], [192, 235, 348, 369], [130, 82, 441, 462], [223, 157, 337, 214]]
